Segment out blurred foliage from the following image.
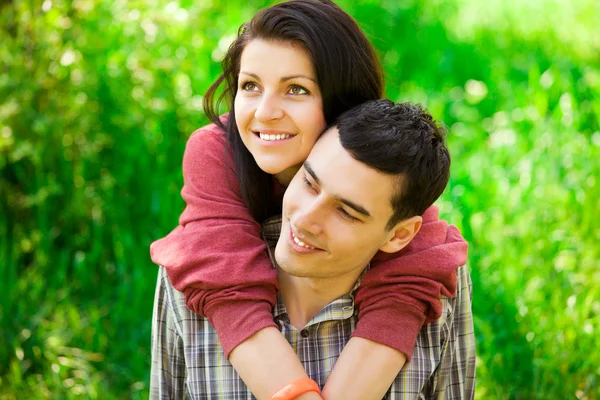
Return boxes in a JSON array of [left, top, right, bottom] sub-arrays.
[[1, 0, 599, 398]]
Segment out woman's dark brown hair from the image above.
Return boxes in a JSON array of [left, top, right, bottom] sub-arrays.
[[204, 0, 384, 222]]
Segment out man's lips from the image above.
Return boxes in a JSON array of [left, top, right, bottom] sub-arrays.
[[288, 226, 323, 252]]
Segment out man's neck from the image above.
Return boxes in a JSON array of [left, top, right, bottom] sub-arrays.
[[277, 268, 362, 329]]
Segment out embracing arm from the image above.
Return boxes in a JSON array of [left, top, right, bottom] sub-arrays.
[[322, 206, 468, 399], [229, 327, 322, 400], [150, 126, 321, 399], [321, 337, 406, 400], [150, 126, 279, 351]]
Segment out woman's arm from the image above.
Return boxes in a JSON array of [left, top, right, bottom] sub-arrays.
[[151, 125, 322, 399], [321, 337, 406, 400], [321, 206, 468, 399], [150, 126, 279, 354], [229, 327, 322, 400]]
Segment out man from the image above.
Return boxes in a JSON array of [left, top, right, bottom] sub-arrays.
[[151, 100, 476, 399]]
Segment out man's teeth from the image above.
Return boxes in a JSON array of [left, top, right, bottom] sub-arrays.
[[293, 233, 316, 249], [259, 133, 293, 141]]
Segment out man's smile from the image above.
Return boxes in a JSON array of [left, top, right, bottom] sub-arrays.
[[287, 225, 324, 254]]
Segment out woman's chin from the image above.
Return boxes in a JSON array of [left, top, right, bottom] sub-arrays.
[[255, 159, 299, 179], [256, 163, 285, 175]]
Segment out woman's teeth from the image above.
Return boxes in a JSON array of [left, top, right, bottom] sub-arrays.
[[259, 133, 293, 141], [293, 233, 316, 249]]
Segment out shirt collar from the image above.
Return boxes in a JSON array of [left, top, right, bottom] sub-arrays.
[[273, 292, 356, 326]]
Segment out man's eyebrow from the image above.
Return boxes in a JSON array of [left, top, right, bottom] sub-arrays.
[[303, 161, 321, 185], [239, 71, 316, 84], [303, 161, 371, 218]]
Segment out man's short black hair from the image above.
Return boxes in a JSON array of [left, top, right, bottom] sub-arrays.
[[336, 99, 451, 230]]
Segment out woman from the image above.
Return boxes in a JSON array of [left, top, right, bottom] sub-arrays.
[[151, 0, 467, 398]]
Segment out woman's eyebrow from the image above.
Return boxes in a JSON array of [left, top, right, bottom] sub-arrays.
[[239, 71, 316, 83], [280, 74, 317, 83], [239, 71, 260, 80]]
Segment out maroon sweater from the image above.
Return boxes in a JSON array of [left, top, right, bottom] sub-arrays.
[[150, 122, 468, 360]]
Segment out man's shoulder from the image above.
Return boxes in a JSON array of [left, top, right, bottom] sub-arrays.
[[261, 215, 283, 248], [411, 264, 472, 353], [158, 268, 211, 326], [439, 265, 472, 321], [392, 264, 474, 397], [454, 264, 473, 305]]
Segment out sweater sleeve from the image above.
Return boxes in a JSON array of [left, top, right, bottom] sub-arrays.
[[150, 125, 278, 357], [351, 206, 468, 361]]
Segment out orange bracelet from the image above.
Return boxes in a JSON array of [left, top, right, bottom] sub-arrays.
[[270, 378, 321, 400]]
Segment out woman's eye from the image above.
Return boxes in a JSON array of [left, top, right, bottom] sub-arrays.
[[241, 82, 259, 92], [289, 85, 309, 95]]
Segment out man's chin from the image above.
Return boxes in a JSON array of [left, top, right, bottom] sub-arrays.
[[275, 248, 309, 278], [277, 263, 312, 279], [275, 247, 292, 271]]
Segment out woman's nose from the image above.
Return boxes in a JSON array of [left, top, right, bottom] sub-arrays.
[[254, 92, 285, 122]]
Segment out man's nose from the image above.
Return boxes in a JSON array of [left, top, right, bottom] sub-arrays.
[[254, 92, 285, 122], [292, 201, 324, 237]]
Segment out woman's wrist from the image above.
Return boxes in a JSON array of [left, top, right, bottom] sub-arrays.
[[295, 392, 323, 400], [229, 327, 312, 399], [270, 378, 321, 400]]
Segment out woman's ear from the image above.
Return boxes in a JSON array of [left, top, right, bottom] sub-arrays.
[[379, 215, 422, 254]]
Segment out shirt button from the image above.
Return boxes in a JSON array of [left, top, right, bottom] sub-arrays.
[[300, 329, 310, 338]]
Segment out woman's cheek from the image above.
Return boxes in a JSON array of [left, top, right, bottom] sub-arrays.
[[235, 94, 253, 115]]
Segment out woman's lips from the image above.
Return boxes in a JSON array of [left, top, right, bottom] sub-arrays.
[[252, 130, 297, 143]]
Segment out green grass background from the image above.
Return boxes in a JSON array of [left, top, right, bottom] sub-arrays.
[[1, 0, 599, 398]]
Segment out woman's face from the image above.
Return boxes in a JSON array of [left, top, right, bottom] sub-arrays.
[[234, 39, 327, 185]]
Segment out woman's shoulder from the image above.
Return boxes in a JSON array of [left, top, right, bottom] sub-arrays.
[[189, 118, 227, 141], [186, 116, 230, 153], [183, 116, 236, 176]]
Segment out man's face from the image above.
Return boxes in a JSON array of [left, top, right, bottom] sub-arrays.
[[275, 127, 401, 281]]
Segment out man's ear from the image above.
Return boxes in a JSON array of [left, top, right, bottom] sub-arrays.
[[379, 215, 422, 254]]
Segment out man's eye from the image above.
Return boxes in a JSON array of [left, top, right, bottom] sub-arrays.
[[338, 207, 359, 222], [303, 177, 314, 189], [288, 85, 309, 95]]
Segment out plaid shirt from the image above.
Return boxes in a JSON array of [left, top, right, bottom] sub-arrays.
[[150, 217, 476, 399]]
